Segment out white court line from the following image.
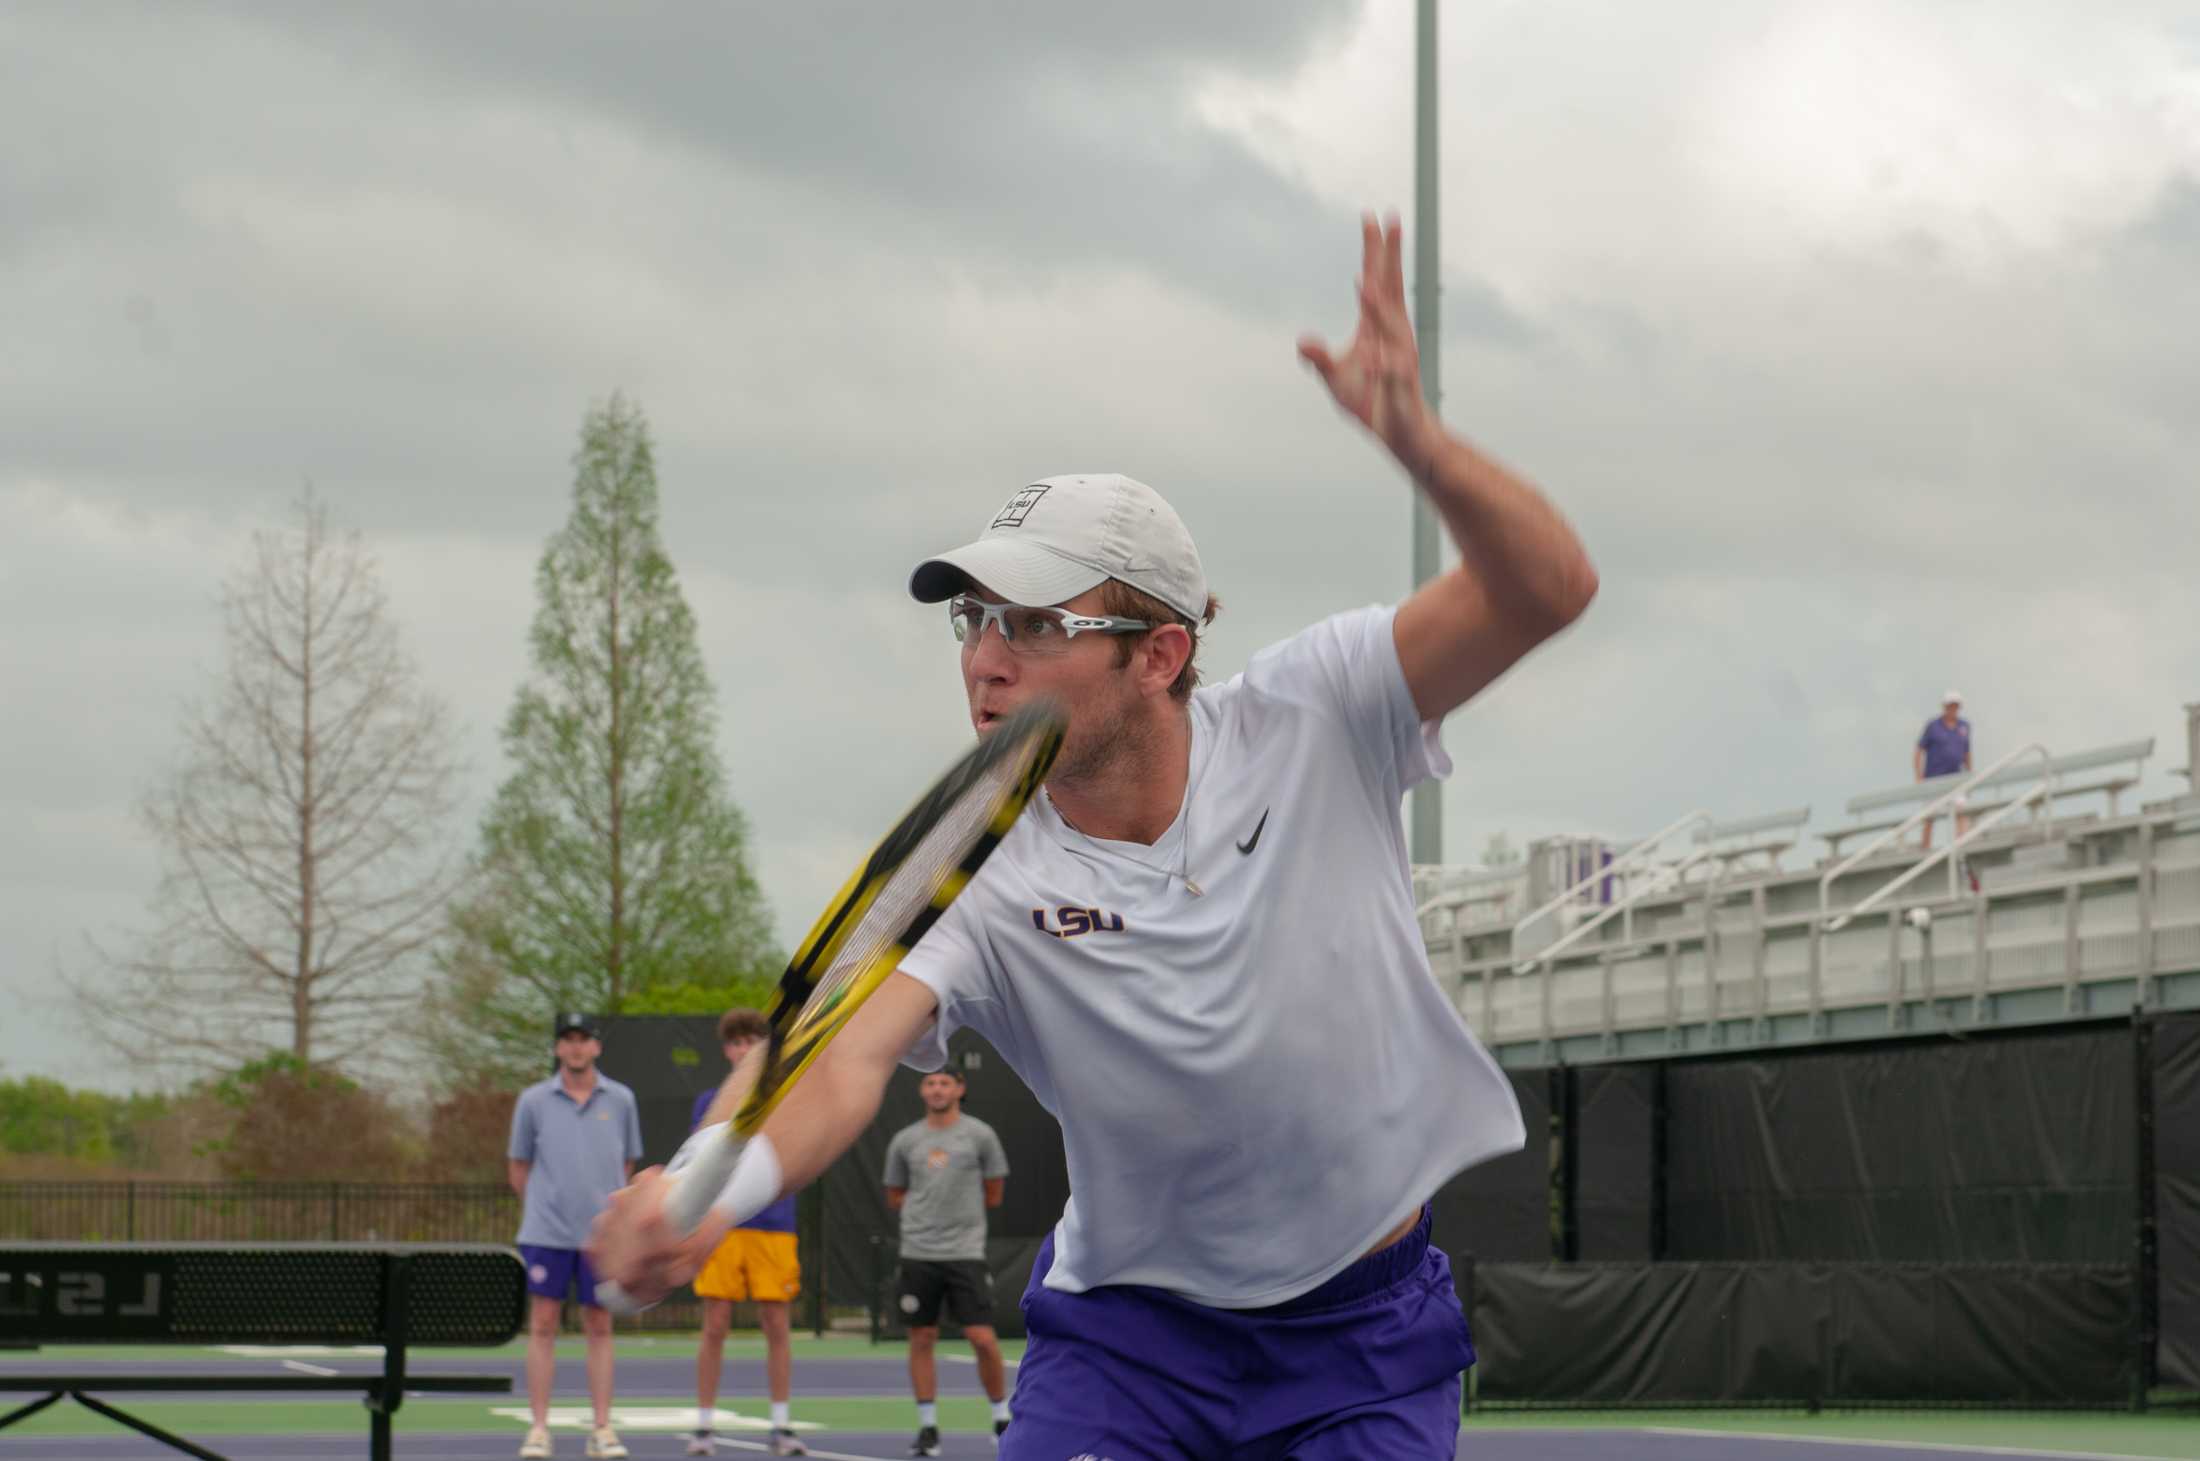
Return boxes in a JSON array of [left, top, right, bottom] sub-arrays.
[[713, 1440, 898, 1461], [1644, 1427, 2173, 1461], [942, 1353, 1019, 1368], [280, 1359, 342, 1377]]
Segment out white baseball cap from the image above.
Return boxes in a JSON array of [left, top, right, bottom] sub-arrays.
[[908, 473, 1209, 623], [1943, 689, 1963, 705]]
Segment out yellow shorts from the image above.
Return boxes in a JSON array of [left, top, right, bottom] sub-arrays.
[[694, 1229, 800, 1304]]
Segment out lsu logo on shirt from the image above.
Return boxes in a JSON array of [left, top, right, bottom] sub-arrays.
[[1030, 905, 1127, 939]]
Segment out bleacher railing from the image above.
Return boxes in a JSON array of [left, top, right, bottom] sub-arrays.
[[1508, 811, 1712, 963], [1819, 743, 2056, 934]]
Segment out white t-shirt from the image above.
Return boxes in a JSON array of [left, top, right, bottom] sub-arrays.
[[897, 604, 1525, 1308]]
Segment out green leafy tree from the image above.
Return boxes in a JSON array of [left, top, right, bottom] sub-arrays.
[[0, 1076, 179, 1174], [619, 972, 779, 1018], [433, 395, 778, 1080]]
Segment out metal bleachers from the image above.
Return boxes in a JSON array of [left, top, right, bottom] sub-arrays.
[[1418, 705, 2200, 1068], [1821, 739, 2155, 857]]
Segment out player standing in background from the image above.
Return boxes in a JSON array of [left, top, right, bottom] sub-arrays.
[[509, 1013, 642, 1460], [883, 1065, 1010, 1456], [688, 1009, 808, 1457]]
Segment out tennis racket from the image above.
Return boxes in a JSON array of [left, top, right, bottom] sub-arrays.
[[595, 699, 1064, 1309]]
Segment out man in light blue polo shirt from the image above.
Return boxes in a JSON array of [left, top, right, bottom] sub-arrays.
[[508, 1012, 643, 1460]]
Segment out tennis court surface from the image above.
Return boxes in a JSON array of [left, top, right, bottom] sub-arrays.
[[7, 1335, 2196, 1460]]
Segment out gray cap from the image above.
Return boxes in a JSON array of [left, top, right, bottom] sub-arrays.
[[908, 474, 1209, 623]]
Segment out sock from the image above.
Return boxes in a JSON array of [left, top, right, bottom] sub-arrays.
[[991, 1398, 1011, 1423], [770, 1401, 790, 1427], [916, 1401, 939, 1428]]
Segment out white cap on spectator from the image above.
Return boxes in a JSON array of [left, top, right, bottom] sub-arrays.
[[1943, 689, 1963, 705]]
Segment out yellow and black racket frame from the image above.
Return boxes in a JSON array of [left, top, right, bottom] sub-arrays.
[[734, 700, 1064, 1135]]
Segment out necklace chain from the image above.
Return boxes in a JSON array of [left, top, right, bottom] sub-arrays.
[[1047, 789, 1203, 897]]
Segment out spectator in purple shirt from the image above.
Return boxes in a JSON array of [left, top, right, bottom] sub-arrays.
[[687, 1009, 806, 1456], [1915, 690, 1973, 850]]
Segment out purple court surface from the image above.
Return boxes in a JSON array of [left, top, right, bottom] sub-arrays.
[[8, 1431, 2179, 1460], [6, 1349, 2185, 1459]]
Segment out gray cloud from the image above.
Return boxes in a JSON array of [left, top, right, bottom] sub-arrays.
[[5, 0, 2196, 1085]]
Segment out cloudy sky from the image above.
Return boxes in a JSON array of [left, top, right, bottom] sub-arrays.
[[6, 1, 2197, 1088]]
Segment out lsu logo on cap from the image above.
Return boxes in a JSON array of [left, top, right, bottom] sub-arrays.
[[991, 485, 1049, 528]]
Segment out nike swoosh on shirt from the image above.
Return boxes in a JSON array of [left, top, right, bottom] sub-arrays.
[[1236, 808, 1270, 855]]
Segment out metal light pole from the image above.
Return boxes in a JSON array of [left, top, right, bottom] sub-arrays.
[[1410, 0, 1444, 867]]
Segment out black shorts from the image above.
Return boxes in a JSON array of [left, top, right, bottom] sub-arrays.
[[896, 1257, 994, 1330]]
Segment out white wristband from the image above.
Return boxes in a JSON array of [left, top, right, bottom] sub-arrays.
[[711, 1132, 783, 1228], [667, 1121, 727, 1177]]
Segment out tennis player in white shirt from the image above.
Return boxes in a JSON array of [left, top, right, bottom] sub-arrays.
[[596, 214, 1597, 1459]]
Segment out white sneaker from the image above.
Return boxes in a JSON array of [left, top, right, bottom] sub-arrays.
[[519, 1425, 553, 1459], [685, 1433, 715, 1456], [768, 1428, 810, 1456], [586, 1426, 629, 1459]]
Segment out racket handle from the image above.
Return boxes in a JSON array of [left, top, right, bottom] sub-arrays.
[[593, 1279, 649, 1315], [589, 1126, 743, 1314]]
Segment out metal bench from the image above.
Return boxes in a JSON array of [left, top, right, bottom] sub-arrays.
[[0, 1243, 524, 1461], [1822, 739, 2154, 858]]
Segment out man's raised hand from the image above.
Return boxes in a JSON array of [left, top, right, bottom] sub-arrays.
[[1298, 212, 1438, 475]]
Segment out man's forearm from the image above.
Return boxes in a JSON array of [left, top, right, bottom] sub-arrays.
[[1408, 421, 1596, 630], [754, 1039, 894, 1196]]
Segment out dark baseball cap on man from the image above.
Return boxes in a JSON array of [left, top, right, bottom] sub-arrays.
[[553, 1011, 599, 1039]]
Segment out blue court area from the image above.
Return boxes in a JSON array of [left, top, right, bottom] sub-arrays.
[[5, 1338, 2196, 1460]]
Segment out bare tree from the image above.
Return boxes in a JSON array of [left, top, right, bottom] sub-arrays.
[[77, 491, 465, 1081]]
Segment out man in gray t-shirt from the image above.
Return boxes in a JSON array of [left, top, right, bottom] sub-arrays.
[[881, 1066, 1010, 1454]]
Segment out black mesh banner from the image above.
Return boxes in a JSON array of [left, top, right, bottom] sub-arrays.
[[1431, 1070, 1549, 1268], [1664, 1028, 2134, 1262], [594, 1015, 723, 1168], [1577, 1064, 1656, 1260], [2155, 1012, 2200, 1389], [1471, 1261, 2135, 1406]]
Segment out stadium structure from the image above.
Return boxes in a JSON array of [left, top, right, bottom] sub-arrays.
[[1416, 702, 2200, 1069]]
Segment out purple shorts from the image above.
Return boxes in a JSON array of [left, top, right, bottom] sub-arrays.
[[1003, 1206, 1471, 1461], [518, 1244, 604, 1307]]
